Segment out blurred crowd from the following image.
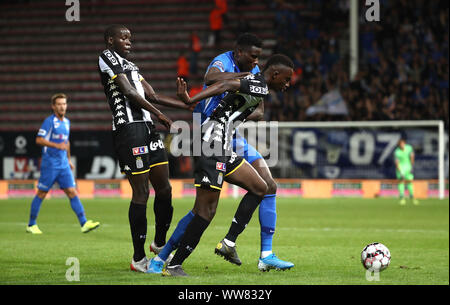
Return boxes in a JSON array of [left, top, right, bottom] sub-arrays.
[[264, 0, 449, 126]]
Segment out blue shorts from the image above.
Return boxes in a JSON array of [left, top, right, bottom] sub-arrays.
[[37, 166, 76, 192], [232, 133, 263, 164]]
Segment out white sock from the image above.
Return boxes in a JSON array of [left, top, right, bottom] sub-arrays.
[[261, 251, 272, 259], [223, 238, 235, 247]]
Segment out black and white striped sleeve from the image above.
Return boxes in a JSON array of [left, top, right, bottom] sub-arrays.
[[98, 49, 124, 79]]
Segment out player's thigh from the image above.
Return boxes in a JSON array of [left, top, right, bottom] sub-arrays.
[[225, 160, 268, 197], [250, 158, 277, 195], [234, 137, 274, 193], [37, 167, 58, 193], [57, 167, 76, 192], [148, 162, 172, 198], [127, 171, 151, 204]]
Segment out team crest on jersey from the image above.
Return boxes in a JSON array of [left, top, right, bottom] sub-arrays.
[[132, 146, 148, 156], [216, 162, 226, 172]]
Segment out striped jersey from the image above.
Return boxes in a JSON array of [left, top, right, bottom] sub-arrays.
[[98, 49, 152, 131], [202, 73, 268, 152]]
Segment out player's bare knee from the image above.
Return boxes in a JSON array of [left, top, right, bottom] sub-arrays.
[[132, 186, 149, 203], [265, 178, 277, 195], [64, 187, 77, 198], [36, 190, 48, 199], [205, 206, 216, 221], [155, 183, 172, 200], [254, 180, 268, 197]]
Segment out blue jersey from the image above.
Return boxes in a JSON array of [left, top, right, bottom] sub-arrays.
[[37, 114, 70, 169], [193, 51, 261, 124]]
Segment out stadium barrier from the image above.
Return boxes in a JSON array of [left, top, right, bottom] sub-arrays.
[[0, 179, 447, 200]]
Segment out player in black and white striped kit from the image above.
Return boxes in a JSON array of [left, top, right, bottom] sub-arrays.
[[98, 24, 191, 272]]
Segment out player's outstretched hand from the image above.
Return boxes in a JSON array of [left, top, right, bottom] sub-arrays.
[[156, 112, 173, 130], [176, 77, 192, 105]]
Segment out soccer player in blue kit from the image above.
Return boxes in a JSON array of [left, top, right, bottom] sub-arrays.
[[147, 34, 294, 274], [26, 93, 100, 234]]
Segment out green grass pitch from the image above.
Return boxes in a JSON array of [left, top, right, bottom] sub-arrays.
[[0, 197, 448, 285]]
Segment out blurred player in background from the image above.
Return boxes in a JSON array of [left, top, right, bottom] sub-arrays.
[[26, 93, 100, 234], [395, 138, 419, 206], [99, 24, 192, 273]]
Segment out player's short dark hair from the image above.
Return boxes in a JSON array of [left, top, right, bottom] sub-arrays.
[[262, 54, 294, 72], [235, 33, 262, 50], [104, 24, 127, 44], [51, 93, 67, 104]]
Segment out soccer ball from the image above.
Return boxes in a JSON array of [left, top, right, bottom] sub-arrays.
[[361, 242, 391, 272]]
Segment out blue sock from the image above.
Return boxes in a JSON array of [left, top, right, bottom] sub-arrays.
[[259, 194, 277, 253], [28, 195, 43, 226], [70, 196, 87, 226], [159, 210, 194, 261]]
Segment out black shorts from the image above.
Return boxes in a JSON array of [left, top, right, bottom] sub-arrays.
[[194, 150, 245, 191], [112, 122, 168, 175]]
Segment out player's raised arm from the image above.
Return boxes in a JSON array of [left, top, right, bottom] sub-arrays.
[[140, 77, 191, 111], [177, 77, 240, 105], [113, 74, 172, 130], [204, 67, 251, 86], [177, 74, 268, 105]]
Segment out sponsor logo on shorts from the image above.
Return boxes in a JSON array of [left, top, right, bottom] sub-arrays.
[[132, 146, 148, 156], [149, 139, 164, 151], [216, 162, 226, 172]]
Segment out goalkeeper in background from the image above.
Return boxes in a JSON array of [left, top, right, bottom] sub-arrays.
[[394, 138, 419, 206]]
